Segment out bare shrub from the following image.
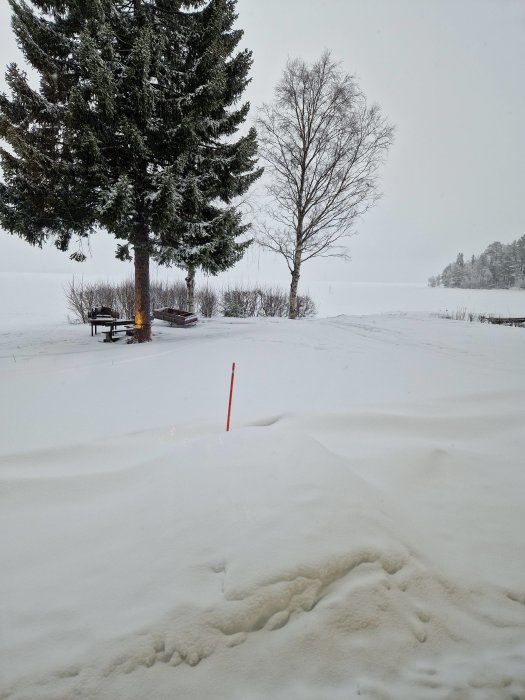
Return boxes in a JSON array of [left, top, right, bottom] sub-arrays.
[[435, 308, 485, 323], [64, 278, 120, 323], [114, 279, 135, 319], [95, 281, 119, 314], [171, 281, 189, 310], [151, 279, 188, 310], [220, 285, 316, 318], [66, 276, 317, 322], [221, 286, 259, 317], [197, 286, 219, 317], [257, 286, 288, 317], [64, 278, 95, 323], [296, 294, 317, 318], [150, 280, 167, 311]]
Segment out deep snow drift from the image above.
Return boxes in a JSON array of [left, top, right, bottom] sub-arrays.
[[1, 277, 525, 699]]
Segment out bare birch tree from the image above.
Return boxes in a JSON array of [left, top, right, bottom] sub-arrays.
[[256, 52, 394, 318]]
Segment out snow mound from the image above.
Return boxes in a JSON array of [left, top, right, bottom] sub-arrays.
[[3, 417, 525, 700]]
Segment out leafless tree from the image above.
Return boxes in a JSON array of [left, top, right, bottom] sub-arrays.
[[256, 52, 394, 318]]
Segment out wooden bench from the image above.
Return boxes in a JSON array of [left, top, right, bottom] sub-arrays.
[[102, 326, 135, 342]]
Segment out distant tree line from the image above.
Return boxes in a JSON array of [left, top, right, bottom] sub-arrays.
[[429, 235, 525, 289]]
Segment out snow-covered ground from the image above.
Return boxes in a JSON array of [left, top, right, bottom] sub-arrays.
[[1, 274, 525, 700]]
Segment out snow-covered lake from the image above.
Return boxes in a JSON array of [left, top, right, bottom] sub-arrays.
[[306, 280, 525, 317], [1, 272, 525, 700]]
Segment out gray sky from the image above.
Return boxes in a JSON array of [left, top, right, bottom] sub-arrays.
[[1, 0, 524, 283]]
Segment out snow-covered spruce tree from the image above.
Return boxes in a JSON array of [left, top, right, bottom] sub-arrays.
[[152, 0, 262, 313], [0, 1, 99, 259], [0, 0, 260, 341]]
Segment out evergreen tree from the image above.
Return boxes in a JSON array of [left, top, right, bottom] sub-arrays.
[[151, 0, 262, 312], [432, 236, 525, 289], [0, 1, 96, 257], [451, 252, 465, 286], [0, 0, 260, 341], [516, 235, 525, 286]]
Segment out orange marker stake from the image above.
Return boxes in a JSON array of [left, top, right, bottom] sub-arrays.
[[226, 362, 236, 432]]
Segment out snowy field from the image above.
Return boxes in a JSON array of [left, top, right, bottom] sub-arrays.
[[1, 273, 525, 700]]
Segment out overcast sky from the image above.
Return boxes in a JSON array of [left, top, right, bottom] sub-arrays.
[[0, 0, 524, 284]]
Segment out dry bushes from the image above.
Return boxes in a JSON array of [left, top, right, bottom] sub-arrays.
[[64, 278, 316, 323]]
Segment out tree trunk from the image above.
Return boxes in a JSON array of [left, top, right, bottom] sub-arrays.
[[288, 269, 300, 318], [288, 244, 302, 319], [133, 225, 151, 342], [185, 265, 196, 313]]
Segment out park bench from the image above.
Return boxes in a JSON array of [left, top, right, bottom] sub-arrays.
[[101, 325, 135, 342]]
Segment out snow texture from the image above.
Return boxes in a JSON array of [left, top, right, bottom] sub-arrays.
[[1, 275, 525, 699]]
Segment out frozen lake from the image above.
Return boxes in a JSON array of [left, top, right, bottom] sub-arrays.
[[305, 281, 525, 317]]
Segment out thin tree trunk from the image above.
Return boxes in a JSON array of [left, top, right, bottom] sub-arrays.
[[185, 265, 196, 313], [288, 267, 301, 318], [133, 223, 151, 342], [288, 247, 302, 320], [289, 232, 303, 319]]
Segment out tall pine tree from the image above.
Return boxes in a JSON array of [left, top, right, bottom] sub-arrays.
[[0, 0, 260, 340]]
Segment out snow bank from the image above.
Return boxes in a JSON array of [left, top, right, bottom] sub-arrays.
[[1, 276, 525, 699]]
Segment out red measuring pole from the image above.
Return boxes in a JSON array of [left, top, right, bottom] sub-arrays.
[[226, 362, 236, 432]]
